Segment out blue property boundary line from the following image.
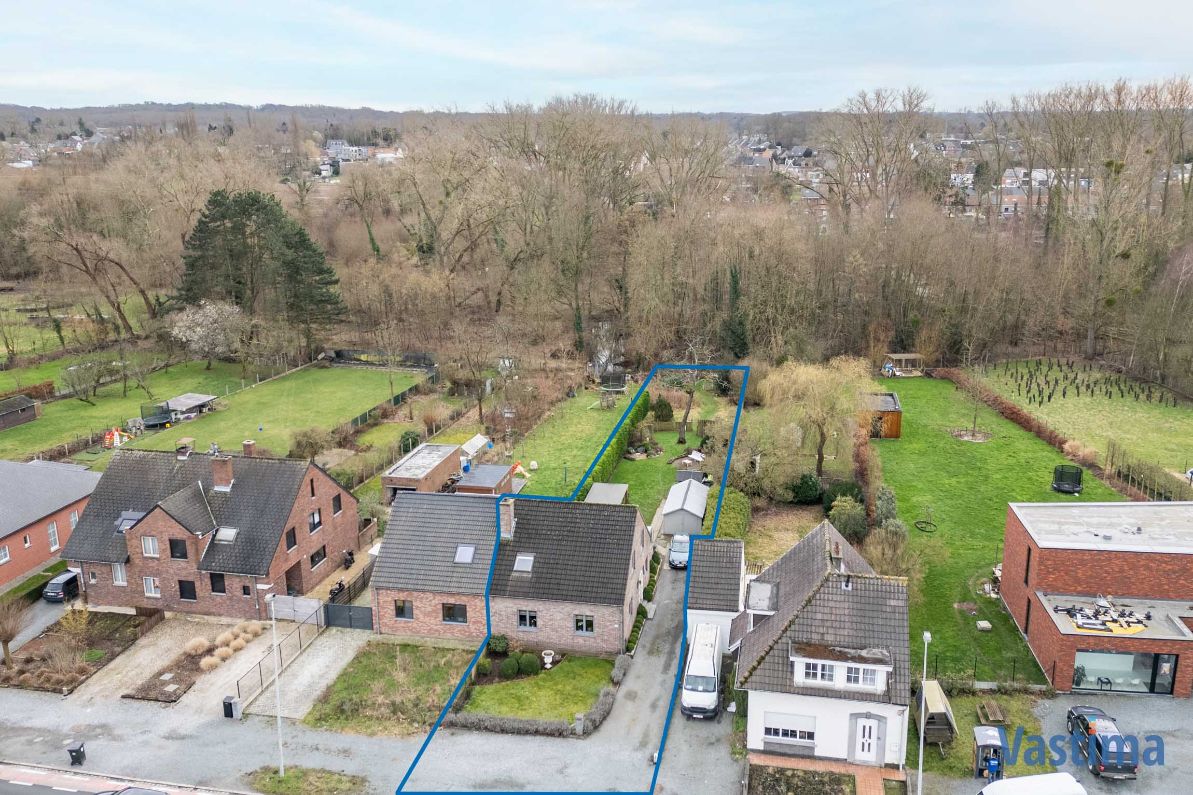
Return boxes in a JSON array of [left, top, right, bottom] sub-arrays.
[[396, 363, 749, 795]]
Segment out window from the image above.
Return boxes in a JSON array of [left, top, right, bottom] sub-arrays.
[[285, 527, 297, 551], [310, 545, 327, 569], [0, 545, 8, 564], [574, 614, 595, 635], [308, 509, 322, 533], [513, 553, 534, 573], [394, 599, 413, 620], [803, 662, 834, 682], [22, 534, 30, 548], [518, 610, 538, 629], [1025, 598, 1032, 632], [242, 584, 251, 597], [213, 527, 238, 544], [179, 580, 197, 601], [48, 521, 59, 552], [1024, 547, 1032, 585], [846, 666, 878, 687], [112, 563, 127, 586], [846, 666, 861, 685], [141, 536, 159, 558], [70, 510, 79, 529], [862, 668, 877, 687], [88, 570, 97, 584], [454, 544, 476, 564], [310, 478, 316, 497], [210, 573, 226, 594], [169, 538, 188, 560], [332, 494, 343, 515], [442, 603, 468, 624], [764, 726, 816, 742], [143, 576, 160, 597]]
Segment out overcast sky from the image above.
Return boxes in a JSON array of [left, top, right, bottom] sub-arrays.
[[3, 0, 1192, 112]]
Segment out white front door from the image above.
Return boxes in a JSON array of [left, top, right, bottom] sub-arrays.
[[855, 717, 879, 764]]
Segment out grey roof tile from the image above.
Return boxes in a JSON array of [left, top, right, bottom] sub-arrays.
[[373, 493, 498, 595], [0, 395, 36, 416], [688, 538, 744, 612], [157, 482, 216, 536], [0, 460, 101, 539]]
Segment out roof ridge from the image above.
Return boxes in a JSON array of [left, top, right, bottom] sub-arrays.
[[739, 573, 831, 687]]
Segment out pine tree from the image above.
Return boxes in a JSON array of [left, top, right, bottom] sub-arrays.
[[721, 264, 750, 358]]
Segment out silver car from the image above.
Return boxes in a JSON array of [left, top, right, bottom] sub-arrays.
[[668, 534, 690, 568]]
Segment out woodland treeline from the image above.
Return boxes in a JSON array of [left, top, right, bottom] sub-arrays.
[[2, 81, 1193, 391]]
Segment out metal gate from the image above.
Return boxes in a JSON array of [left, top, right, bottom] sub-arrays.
[[324, 603, 374, 629], [269, 595, 322, 622]]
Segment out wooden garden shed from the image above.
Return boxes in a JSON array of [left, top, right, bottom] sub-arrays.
[[864, 392, 902, 439], [0, 395, 41, 432]]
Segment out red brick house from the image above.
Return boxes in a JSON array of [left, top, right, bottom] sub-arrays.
[[0, 460, 100, 589], [62, 446, 359, 620], [380, 443, 461, 503], [372, 495, 651, 656], [1002, 502, 1193, 697]]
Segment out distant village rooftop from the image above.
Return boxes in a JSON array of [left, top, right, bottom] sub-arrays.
[[1010, 502, 1193, 554]]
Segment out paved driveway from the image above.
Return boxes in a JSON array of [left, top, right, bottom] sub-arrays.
[[11, 599, 65, 652], [245, 627, 371, 719]]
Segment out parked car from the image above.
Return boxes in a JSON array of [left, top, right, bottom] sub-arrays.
[[668, 534, 690, 569], [680, 623, 721, 719], [1065, 705, 1139, 780], [41, 571, 79, 602], [977, 772, 1087, 794]]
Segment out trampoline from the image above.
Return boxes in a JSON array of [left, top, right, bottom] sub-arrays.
[[1052, 464, 1084, 494]]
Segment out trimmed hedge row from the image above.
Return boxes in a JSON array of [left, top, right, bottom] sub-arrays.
[[578, 390, 651, 498], [443, 685, 620, 738], [1, 560, 69, 604], [703, 486, 749, 539]]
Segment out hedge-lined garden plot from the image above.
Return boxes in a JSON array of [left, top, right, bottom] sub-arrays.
[[874, 377, 1121, 684]]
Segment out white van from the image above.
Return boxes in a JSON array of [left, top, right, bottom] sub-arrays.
[[680, 623, 720, 719], [977, 772, 1087, 795]]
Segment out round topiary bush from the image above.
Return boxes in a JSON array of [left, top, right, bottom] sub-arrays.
[[214, 646, 234, 661], [184, 637, 211, 657], [792, 472, 822, 504], [230, 638, 247, 652], [476, 658, 492, 677], [652, 395, 674, 422], [518, 653, 541, 676], [487, 634, 510, 655], [498, 657, 520, 679], [199, 655, 222, 672], [243, 622, 264, 637], [215, 631, 235, 647]]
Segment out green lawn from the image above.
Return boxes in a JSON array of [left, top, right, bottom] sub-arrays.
[[0, 360, 259, 460], [463, 657, 612, 721], [610, 430, 689, 518], [303, 641, 472, 735], [0, 352, 96, 394], [248, 766, 366, 795], [874, 378, 1122, 683], [976, 360, 1193, 474], [128, 367, 418, 458], [907, 693, 1053, 778], [511, 390, 631, 497]]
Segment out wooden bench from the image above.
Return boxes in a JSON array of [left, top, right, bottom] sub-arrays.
[[977, 699, 1007, 725]]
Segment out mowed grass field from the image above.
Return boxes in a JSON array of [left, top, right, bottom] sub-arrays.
[[874, 377, 1122, 683], [976, 360, 1193, 474], [0, 295, 153, 358], [131, 366, 419, 457], [0, 361, 256, 460]]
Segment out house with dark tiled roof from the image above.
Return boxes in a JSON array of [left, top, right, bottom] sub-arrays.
[[61, 446, 360, 620], [686, 538, 744, 656], [371, 495, 651, 656], [732, 521, 909, 768]]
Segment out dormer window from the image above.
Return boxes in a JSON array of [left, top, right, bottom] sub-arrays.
[[846, 666, 877, 687], [454, 544, 475, 564], [803, 662, 834, 682], [513, 553, 534, 573]]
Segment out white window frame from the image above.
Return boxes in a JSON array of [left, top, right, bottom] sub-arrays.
[[48, 521, 59, 552], [88, 570, 97, 584], [112, 562, 127, 586], [517, 609, 538, 629], [141, 535, 159, 558], [309, 509, 322, 533], [862, 667, 877, 687], [70, 510, 79, 529], [847, 666, 861, 685], [22, 534, 31, 548], [574, 614, 595, 635], [0, 545, 8, 564], [143, 576, 160, 598], [803, 661, 834, 682]]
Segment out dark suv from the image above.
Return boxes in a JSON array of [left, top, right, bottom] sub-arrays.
[[41, 571, 79, 602], [1066, 705, 1139, 780]]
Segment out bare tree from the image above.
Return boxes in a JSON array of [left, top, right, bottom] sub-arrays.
[[0, 599, 32, 669]]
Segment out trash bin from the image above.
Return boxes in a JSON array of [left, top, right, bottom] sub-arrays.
[[67, 740, 85, 766], [223, 695, 242, 719]]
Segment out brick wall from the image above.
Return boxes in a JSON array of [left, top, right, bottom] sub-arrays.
[[372, 588, 487, 642], [492, 597, 625, 656], [0, 496, 87, 589], [79, 463, 357, 621]]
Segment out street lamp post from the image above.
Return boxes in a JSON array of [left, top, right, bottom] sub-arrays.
[[917, 630, 931, 795], [265, 594, 285, 777]]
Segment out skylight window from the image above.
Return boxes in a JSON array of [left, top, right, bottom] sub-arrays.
[[454, 544, 475, 564], [513, 553, 534, 573], [214, 527, 239, 544]]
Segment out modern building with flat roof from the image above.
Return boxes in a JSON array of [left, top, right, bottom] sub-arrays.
[[381, 443, 461, 503], [1002, 502, 1193, 696]]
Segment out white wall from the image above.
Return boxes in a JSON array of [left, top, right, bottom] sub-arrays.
[[746, 690, 908, 767], [686, 610, 733, 657], [662, 510, 703, 536]]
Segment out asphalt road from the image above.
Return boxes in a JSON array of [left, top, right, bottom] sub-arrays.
[[12, 598, 66, 651]]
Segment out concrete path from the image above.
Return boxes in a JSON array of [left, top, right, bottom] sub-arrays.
[[11, 598, 65, 652], [245, 627, 371, 719]]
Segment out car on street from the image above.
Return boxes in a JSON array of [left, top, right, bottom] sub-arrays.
[[668, 534, 690, 568], [41, 571, 79, 602], [1065, 705, 1139, 780]]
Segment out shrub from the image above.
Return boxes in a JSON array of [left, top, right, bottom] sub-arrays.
[[498, 657, 520, 679], [214, 646, 234, 661], [243, 622, 264, 637], [875, 485, 897, 525], [442, 712, 571, 737], [581, 687, 617, 734], [829, 496, 868, 544], [643, 583, 655, 602], [792, 472, 822, 504], [184, 637, 211, 657], [289, 427, 334, 459], [822, 480, 863, 512], [487, 634, 509, 655], [215, 631, 235, 647], [611, 654, 631, 685], [626, 630, 640, 652], [881, 518, 908, 536], [652, 395, 674, 422], [199, 655, 222, 672], [230, 638, 247, 652], [17, 673, 36, 687], [475, 658, 492, 677], [636, 604, 648, 621], [82, 649, 105, 664], [518, 653, 542, 676], [233, 622, 252, 635], [651, 548, 661, 566]]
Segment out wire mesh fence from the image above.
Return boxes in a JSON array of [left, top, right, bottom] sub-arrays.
[[235, 603, 324, 704]]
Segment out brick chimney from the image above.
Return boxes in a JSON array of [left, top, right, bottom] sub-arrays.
[[499, 498, 516, 539], [242, 439, 256, 458], [212, 455, 234, 491]]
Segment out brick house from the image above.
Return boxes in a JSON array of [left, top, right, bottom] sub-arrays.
[[1001, 502, 1193, 697], [0, 460, 100, 589], [372, 496, 651, 657], [61, 446, 359, 620], [371, 492, 496, 643], [380, 442, 462, 503]]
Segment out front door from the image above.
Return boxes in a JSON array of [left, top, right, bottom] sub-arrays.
[[855, 717, 879, 764]]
